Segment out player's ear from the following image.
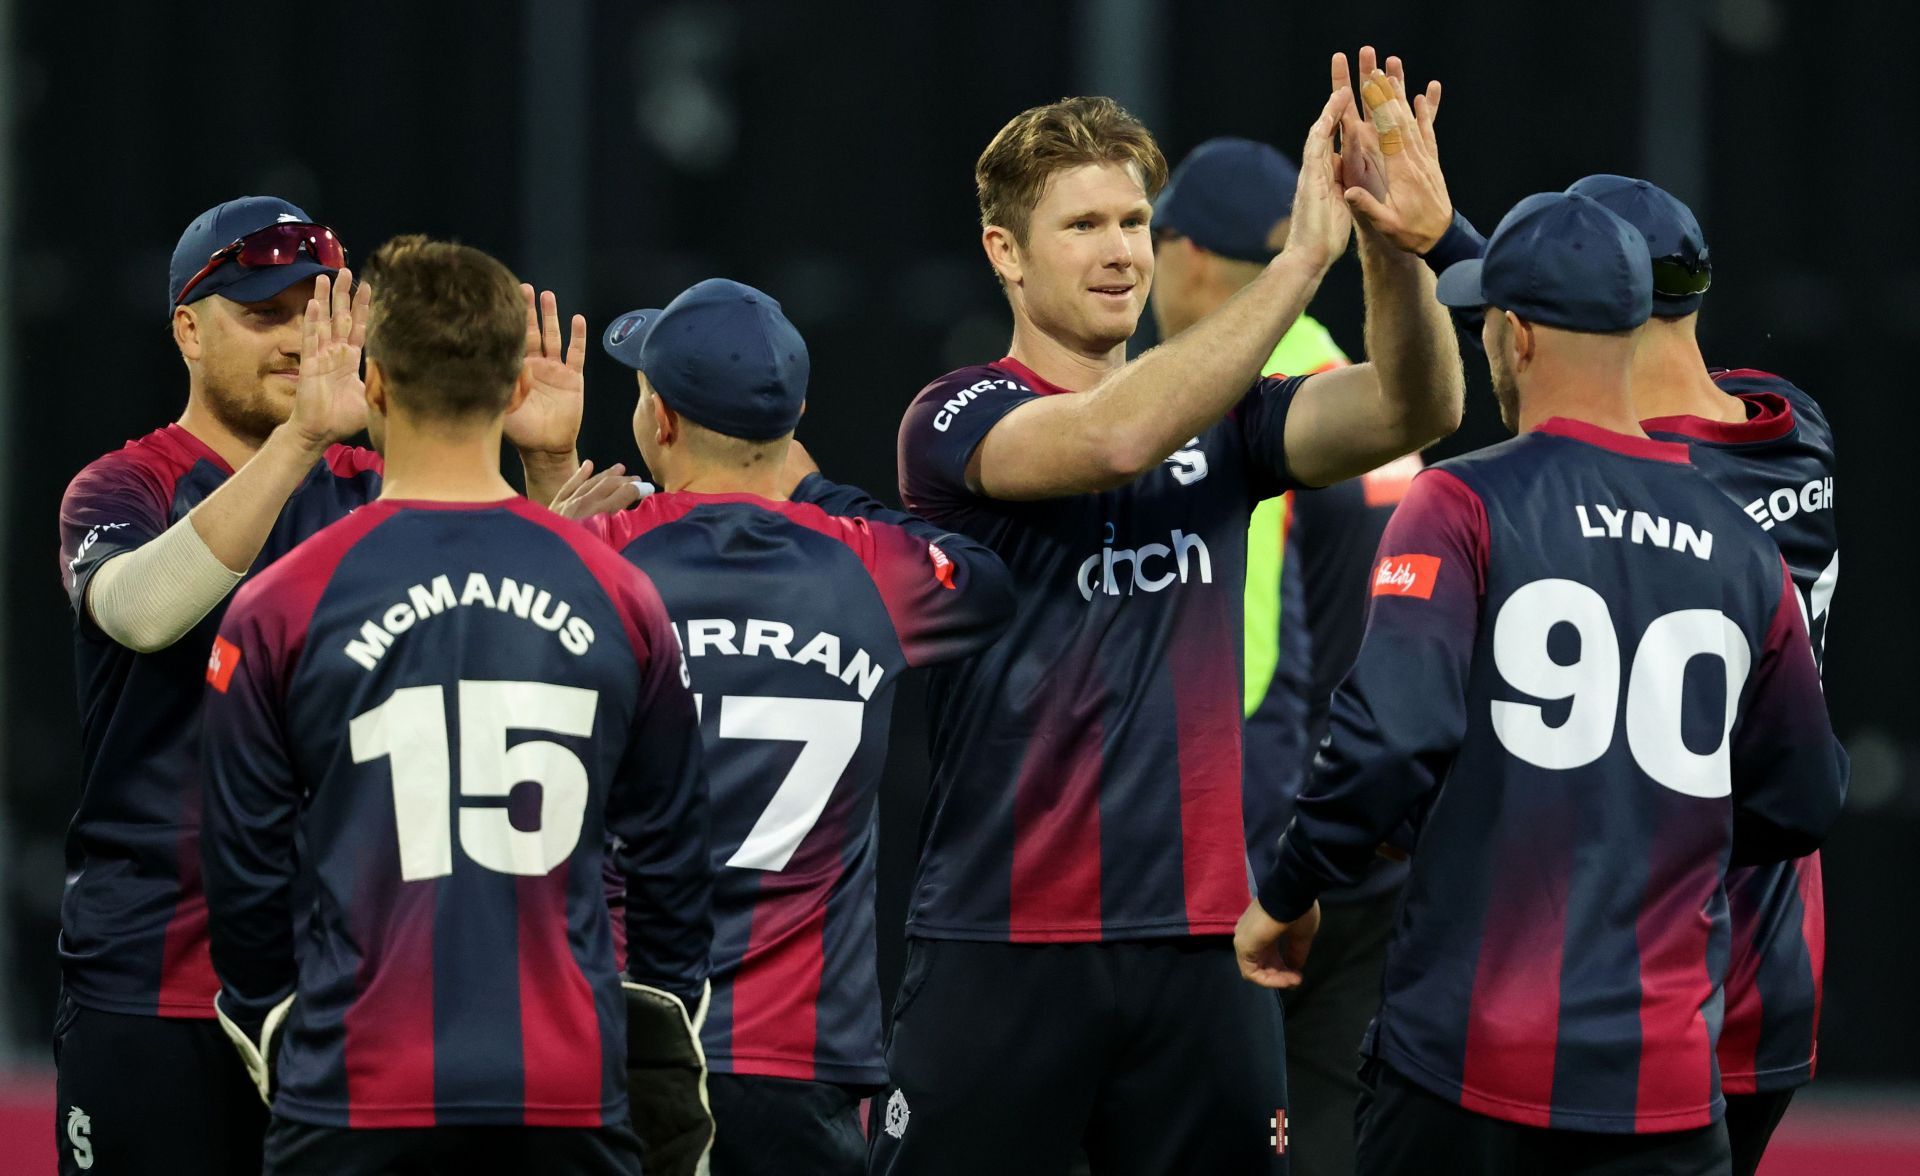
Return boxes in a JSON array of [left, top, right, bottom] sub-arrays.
[[172, 304, 202, 363], [653, 394, 678, 447], [983, 225, 1022, 287], [1505, 311, 1533, 370], [504, 365, 533, 415], [364, 358, 389, 417]]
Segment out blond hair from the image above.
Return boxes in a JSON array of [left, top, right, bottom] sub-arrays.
[[976, 96, 1168, 245]]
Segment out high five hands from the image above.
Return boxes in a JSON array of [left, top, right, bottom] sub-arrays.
[[1330, 47, 1454, 254], [506, 285, 588, 460], [291, 270, 374, 450]]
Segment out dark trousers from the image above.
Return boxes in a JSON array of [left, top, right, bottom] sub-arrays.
[[1355, 1059, 1732, 1176], [52, 988, 268, 1175], [1279, 885, 1400, 1176], [262, 1117, 643, 1175], [710, 1072, 868, 1175], [869, 937, 1289, 1176], [1724, 1089, 1795, 1176]]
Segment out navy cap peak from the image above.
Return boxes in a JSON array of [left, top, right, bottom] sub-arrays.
[[601, 278, 809, 442], [1436, 191, 1653, 334]]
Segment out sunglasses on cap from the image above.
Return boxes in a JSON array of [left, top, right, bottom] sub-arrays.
[[1651, 254, 1712, 299], [174, 222, 347, 307]]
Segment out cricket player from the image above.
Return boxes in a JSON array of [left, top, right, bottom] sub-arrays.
[[873, 76, 1463, 1174], [566, 277, 1013, 1174], [200, 236, 709, 1175], [1576, 174, 1838, 1176], [1151, 124, 1425, 1176], [52, 198, 588, 1174], [1234, 190, 1847, 1176], [1357, 72, 1843, 1169]]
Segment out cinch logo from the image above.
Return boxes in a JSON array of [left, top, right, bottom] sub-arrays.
[[1077, 529, 1212, 601], [1372, 554, 1440, 599]]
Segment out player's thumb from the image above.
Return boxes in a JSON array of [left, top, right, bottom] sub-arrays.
[[1344, 187, 1392, 226]]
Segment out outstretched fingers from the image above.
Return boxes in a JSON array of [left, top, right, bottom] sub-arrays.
[[330, 267, 356, 345], [346, 275, 373, 350], [302, 293, 325, 372], [565, 313, 587, 372], [522, 283, 542, 356], [540, 289, 563, 360]]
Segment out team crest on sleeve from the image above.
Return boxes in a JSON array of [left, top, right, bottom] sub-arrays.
[[206, 635, 242, 693], [928, 542, 957, 589], [1373, 554, 1440, 599]]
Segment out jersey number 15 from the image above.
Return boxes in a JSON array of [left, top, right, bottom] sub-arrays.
[[350, 680, 598, 882]]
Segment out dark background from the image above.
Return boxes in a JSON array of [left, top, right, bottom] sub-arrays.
[[4, 0, 1914, 1092]]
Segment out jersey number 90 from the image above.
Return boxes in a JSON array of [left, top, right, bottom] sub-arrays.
[[350, 680, 598, 882], [1490, 579, 1750, 799]]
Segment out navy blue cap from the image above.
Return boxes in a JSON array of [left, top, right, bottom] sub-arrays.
[[601, 279, 808, 441], [1565, 174, 1710, 316], [1154, 137, 1298, 264], [168, 196, 337, 313], [1435, 192, 1653, 333]]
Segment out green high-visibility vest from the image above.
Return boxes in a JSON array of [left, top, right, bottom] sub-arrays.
[[1244, 315, 1349, 716]]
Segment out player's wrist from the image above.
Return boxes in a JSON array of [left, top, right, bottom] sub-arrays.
[[1272, 241, 1334, 281], [266, 419, 333, 464], [516, 445, 579, 467]]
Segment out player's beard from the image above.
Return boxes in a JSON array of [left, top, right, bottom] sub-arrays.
[[1490, 371, 1520, 433], [202, 369, 294, 448], [1487, 356, 1521, 433]]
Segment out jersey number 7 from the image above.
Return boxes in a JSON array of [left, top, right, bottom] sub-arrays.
[[350, 680, 598, 882], [695, 694, 864, 872]]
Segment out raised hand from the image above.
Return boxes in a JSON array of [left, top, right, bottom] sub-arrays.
[[549, 459, 653, 519], [505, 284, 587, 460], [1342, 49, 1453, 254], [1330, 51, 1387, 207], [289, 269, 372, 449], [1285, 87, 1356, 273]]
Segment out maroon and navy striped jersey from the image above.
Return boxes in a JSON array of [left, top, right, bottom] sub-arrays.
[[55, 424, 380, 1019], [897, 358, 1307, 941], [1645, 369, 1838, 1094], [588, 478, 1012, 1085], [1260, 420, 1847, 1133], [201, 497, 709, 1128]]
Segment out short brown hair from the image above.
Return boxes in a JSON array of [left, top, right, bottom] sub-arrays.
[[976, 96, 1168, 245], [363, 235, 524, 421]]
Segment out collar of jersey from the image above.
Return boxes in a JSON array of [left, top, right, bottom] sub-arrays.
[[375, 495, 523, 511], [161, 423, 238, 476], [1641, 391, 1795, 445], [992, 356, 1077, 396], [1532, 417, 1691, 464], [657, 489, 796, 508]]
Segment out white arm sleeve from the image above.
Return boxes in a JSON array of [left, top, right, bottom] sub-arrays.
[[86, 515, 246, 653]]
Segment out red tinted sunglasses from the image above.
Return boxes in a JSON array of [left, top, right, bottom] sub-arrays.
[[174, 222, 347, 307]]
